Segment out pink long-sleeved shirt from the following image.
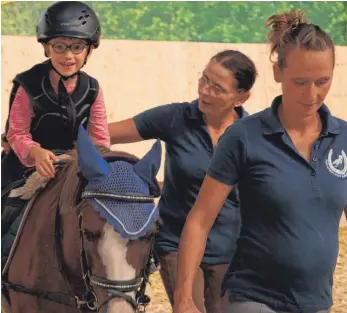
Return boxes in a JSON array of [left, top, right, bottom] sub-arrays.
[[7, 85, 110, 167]]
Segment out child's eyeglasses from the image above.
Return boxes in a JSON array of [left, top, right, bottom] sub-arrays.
[[49, 42, 87, 55]]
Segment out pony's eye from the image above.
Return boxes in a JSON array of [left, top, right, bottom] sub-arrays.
[[83, 229, 101, 242]]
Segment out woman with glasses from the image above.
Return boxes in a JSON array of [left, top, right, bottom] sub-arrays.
[[107, 50, 257, 313], [1, 1, 110, 185]]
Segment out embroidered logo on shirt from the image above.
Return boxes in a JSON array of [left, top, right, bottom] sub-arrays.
[[325, 149, 347, 178]]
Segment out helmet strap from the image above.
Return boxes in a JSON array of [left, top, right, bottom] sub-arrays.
[[82, 45, 91, 67], [49, 59, 78, 81], [47, 45, 91, 130], [48, 60, 77, 131], [48, 46, 91, 80]]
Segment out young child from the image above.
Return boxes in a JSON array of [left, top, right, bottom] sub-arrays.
[[2, 1, 110, 189]]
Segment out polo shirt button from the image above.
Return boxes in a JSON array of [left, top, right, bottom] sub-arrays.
[[311, 171, 316, 176], [314, 144, 319, 150], [312, 157, 317, 162]]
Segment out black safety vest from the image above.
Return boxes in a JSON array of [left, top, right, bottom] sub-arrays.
[[5, 60, 99, 150]]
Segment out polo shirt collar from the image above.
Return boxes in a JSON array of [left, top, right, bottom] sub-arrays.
[[184, 99, 202, 120], [261, 95, 340, 136], [185, 99, 248, 120]]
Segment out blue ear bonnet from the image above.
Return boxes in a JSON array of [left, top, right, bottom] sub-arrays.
[[77, 125, 161, 240], [85, 161, 159, 240]]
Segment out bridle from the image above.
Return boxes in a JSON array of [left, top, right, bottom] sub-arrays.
[[2, 160, 159, 313], [74, 189, 157, 312]]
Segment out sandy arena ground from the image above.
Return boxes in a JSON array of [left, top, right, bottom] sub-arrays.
[[147, 227, 347, 313]]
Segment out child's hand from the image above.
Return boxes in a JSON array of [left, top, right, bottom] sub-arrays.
[[1, 133, 10, 154], [29, 146, 59, 178]]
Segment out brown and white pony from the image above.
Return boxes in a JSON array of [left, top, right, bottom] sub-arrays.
[[2, 127, 162, 313]]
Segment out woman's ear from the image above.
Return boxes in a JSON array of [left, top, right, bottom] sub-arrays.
[[273, 63, 282, 83], [235, 91, 250, 107]]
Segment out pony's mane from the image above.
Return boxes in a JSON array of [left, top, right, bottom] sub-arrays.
[[58, 146, 142, 213]]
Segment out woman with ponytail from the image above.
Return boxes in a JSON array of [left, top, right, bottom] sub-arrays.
[[2, 1, 110, 185], [174, 9, 347, 313]]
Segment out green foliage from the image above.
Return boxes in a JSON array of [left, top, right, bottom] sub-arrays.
[[2, 1, 346, 45]]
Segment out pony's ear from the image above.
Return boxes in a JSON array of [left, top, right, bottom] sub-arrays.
[[133, 139, 161, 185], [77, 125, 110, 184]]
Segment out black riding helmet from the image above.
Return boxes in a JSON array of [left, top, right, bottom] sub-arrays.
[[37, 1, 101, 48], [37, 1, 101, 80], [36, 1, 101, 131]]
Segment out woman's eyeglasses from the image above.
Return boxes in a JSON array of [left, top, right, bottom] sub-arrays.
[[198, 73, 233, 97], [49, 42, 87, 55]]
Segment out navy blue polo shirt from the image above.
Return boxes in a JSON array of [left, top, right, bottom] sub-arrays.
[[134, 100, 246, 264], [207, 96, 347, 312]]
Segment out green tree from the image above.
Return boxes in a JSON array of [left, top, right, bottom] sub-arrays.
[[1, 1, 346, 45]]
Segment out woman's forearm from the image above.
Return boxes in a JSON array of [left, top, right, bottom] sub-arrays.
[[108, 119, 143, 144], [174, 175, 233, 311], [175, 214, 209, 303]]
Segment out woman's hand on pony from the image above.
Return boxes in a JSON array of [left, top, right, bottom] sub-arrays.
[[29, 146, 59, 178]]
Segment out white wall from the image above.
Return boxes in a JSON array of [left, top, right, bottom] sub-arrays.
[[2, 36, 347, 182]]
